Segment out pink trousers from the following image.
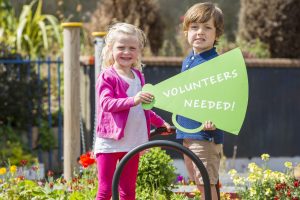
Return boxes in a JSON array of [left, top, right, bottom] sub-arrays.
[[95, 152, 139, 200]]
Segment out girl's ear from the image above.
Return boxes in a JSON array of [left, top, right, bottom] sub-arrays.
[[108, 44, 113, 51], [184, 31, 188, 38]]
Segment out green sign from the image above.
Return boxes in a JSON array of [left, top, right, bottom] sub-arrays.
[[142, 48, 248, 135]]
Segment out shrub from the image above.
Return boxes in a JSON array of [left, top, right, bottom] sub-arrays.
[[0, 124, 37, 166], [217, 36, 270, 58], [36, 120, 56, 151], [136, 147, 177, 199], [0, 58, 47, 128]]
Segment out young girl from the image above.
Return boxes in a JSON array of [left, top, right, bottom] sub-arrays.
[[94, 22, 171, 200]]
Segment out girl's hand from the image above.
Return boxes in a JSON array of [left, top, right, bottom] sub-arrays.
[[160, 122, 173, 135], [140, 149, 149, 156], [134, 91, 154, 105], [203, 120, 216, 131]]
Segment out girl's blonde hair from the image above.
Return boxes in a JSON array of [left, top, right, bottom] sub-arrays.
[[101, 23, 147, 71]]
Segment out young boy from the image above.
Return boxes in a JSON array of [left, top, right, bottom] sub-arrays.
[[176, 2, 224, 200]]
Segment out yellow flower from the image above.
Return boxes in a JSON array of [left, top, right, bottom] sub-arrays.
[[233, 176, 245, 186], [261, 154, 270, 161], [0, 179, 2, 183], [278, 174, 287, 182], [272, 171, 285, 180], [248, 173, 258, 183], [249, 187, 257, 196], [220, 192, 231, 200], [191, 188, 201, 197], [284, 161, 292, 169], [10, 165, 17, 173], [248, 162, 260, 172], [265, 188, 272, 196], [228, 169, 237, 177], [0, 167, 6, 175], [262, 169, 273, 181]]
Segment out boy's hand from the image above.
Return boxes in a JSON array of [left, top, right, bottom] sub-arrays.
[[134, 91, 154, 105], [203, 120, 216, 131], [160, 122, 173, 135]]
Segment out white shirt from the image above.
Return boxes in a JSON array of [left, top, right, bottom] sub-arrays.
[[94, 70, 148, 153]]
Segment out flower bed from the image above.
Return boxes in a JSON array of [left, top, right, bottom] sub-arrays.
[[0, 153, 98, 199], [228, 154, 300, 200], [2, 152, 299, 199]]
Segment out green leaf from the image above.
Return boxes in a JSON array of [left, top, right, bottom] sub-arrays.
[[16, 18, 27, 51], [38, 20, 48, 50]]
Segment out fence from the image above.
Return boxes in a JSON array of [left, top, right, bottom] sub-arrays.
[[0, 57, 94, 172]]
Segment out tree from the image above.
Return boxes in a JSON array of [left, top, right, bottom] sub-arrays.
[[238, 0, 300, 58], [86, 0, 164, 55]]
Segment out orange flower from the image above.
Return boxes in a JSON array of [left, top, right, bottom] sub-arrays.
[[79, 152, 96, 168]]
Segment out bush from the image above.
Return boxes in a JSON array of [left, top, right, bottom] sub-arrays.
[[136, 147, 177, 199], [0, 57, 47, 128], [0, 140, 36, 166], [35, 120, 56, 151]]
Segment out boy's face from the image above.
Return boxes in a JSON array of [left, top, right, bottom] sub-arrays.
[[185, 17, 217, 54]]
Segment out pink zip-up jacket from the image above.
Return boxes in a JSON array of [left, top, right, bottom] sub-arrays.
[[96, 67, 165, 140]]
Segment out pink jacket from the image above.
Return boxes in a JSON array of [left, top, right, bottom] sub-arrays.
[[96, 67, 165, 140]]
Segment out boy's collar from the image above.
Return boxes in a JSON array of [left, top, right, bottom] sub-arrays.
[[190, 47, 217, 58]]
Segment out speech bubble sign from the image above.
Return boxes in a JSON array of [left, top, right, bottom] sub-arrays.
[[142, 48, 248, 135]]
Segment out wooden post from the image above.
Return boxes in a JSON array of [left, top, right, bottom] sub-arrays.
[[62, 22, 82, 180]]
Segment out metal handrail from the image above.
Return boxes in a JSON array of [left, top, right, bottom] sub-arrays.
[[111, 139, 212, 200]]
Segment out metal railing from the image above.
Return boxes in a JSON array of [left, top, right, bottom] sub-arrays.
[[0, 58, 63, 170]]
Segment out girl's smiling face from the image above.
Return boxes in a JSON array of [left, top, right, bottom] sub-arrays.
[[186, 17, 217, 54], [111, 33, 140, 69]]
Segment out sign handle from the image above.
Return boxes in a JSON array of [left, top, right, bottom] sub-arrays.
[[172, 114, 204, 133]]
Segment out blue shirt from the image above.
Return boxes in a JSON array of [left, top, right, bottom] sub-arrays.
[[176, 47, 224, 144]]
